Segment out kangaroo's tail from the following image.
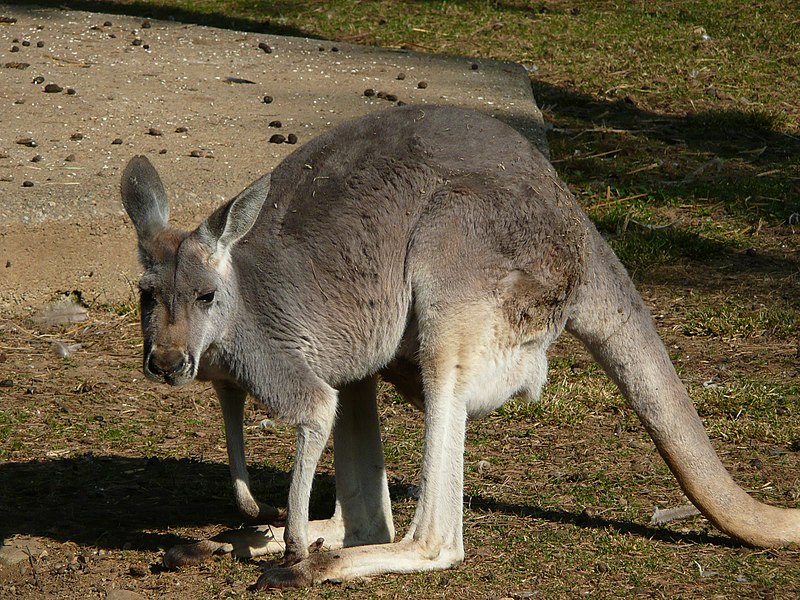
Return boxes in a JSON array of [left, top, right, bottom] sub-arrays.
[[565, 224, 800, 547]]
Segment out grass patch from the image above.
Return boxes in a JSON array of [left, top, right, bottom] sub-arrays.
[[683, 299, 800, 339]]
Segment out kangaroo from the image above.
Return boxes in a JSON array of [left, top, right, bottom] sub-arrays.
[[121, 105, 800, 589]]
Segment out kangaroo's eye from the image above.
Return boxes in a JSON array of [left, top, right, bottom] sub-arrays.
[[197, 290, 216, 305]]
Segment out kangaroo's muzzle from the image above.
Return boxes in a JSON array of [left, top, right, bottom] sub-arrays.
[[145, 346, 194, 385]]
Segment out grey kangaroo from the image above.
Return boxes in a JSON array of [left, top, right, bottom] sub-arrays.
[[121, 105, 799, 589]]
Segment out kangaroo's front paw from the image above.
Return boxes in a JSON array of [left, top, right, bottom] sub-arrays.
[[256, 503, 287, 526], [252, 562, 313, 590]]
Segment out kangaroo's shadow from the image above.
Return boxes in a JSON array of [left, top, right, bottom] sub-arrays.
[[0, 454, 308, 551], [1, 454, 736, 552]]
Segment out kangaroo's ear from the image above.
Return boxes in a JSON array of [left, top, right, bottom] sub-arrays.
[[121, 155, 170, 246], [197, 172, 270, 259]]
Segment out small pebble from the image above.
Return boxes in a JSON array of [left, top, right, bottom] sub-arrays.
[[269, 134, 286, 144], [262, 95, 273, 104], [363, 88, 376, 97], [132, 38, 142, 46], [65, 154, 76, 162], [286, 133, 298, 144], [111, 138, 123, 145], [147, 127, 163, 136], [0, 379, 12, 387], [268, 120, 282, 128], [417, 81, 428, 89], [397, 72, 406, 80], [175, 126, 189, 133], [44, 83, 63, 93], [32, 76, 44, 84], [36, 41, 44, 48], [141, 20, 152, 29], [31, 155, 43, 163], [22, 181, 34, 187], [16, 138, 36, 147], [189, 149, 204, 158], [159, 149, 167, 154], [397, 100, 407, 106], [258, 42, 272, 54]]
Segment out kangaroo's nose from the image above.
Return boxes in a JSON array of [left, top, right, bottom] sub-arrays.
[[147, 348, 186, 377]]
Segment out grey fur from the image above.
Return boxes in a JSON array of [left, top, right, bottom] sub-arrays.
[[121, 105, 799, 588]]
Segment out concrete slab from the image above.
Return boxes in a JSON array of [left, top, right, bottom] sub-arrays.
[[0, 5, 547, 314]]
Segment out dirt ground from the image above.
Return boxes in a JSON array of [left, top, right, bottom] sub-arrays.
[[0, 5, 545, 317], [1, 5, 799, 600]]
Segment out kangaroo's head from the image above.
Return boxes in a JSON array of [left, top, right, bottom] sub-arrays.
[[121, 155, 269, 385]]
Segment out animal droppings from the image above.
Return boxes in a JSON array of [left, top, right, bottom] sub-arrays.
[[66, 88, 76, 95], [132, 39, 143, 46], [22, 180, 34, 187], [258, 42, 272, 54], [269, 120, 282, 128], [32, 76, 44, 84], [44, 83, 63, 93], [30, 155, 43, 162], [36, 41, 44, 48], [175, 126, 188, 133], [269, 134, 286, 144], [262, 95, 273, 104], [147, 128, 163, 136], [4, 62, 29, 69], [16, 138, 36, 147], [141, 20, 152, 29], [385, 93, 398, 102], [397, 72, 406, 80], [417, 81, 428, 89], [286, 133, 298, 144], [111, 138, 123, 145], [21, 40, 30, 47], [10, 45, 19, 52], [103, 20, 112, 27], [471, 62, 479, 70], [65, 153, 76, 162], [363, 88, 376, 97], [70, 132, 84, 140]]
